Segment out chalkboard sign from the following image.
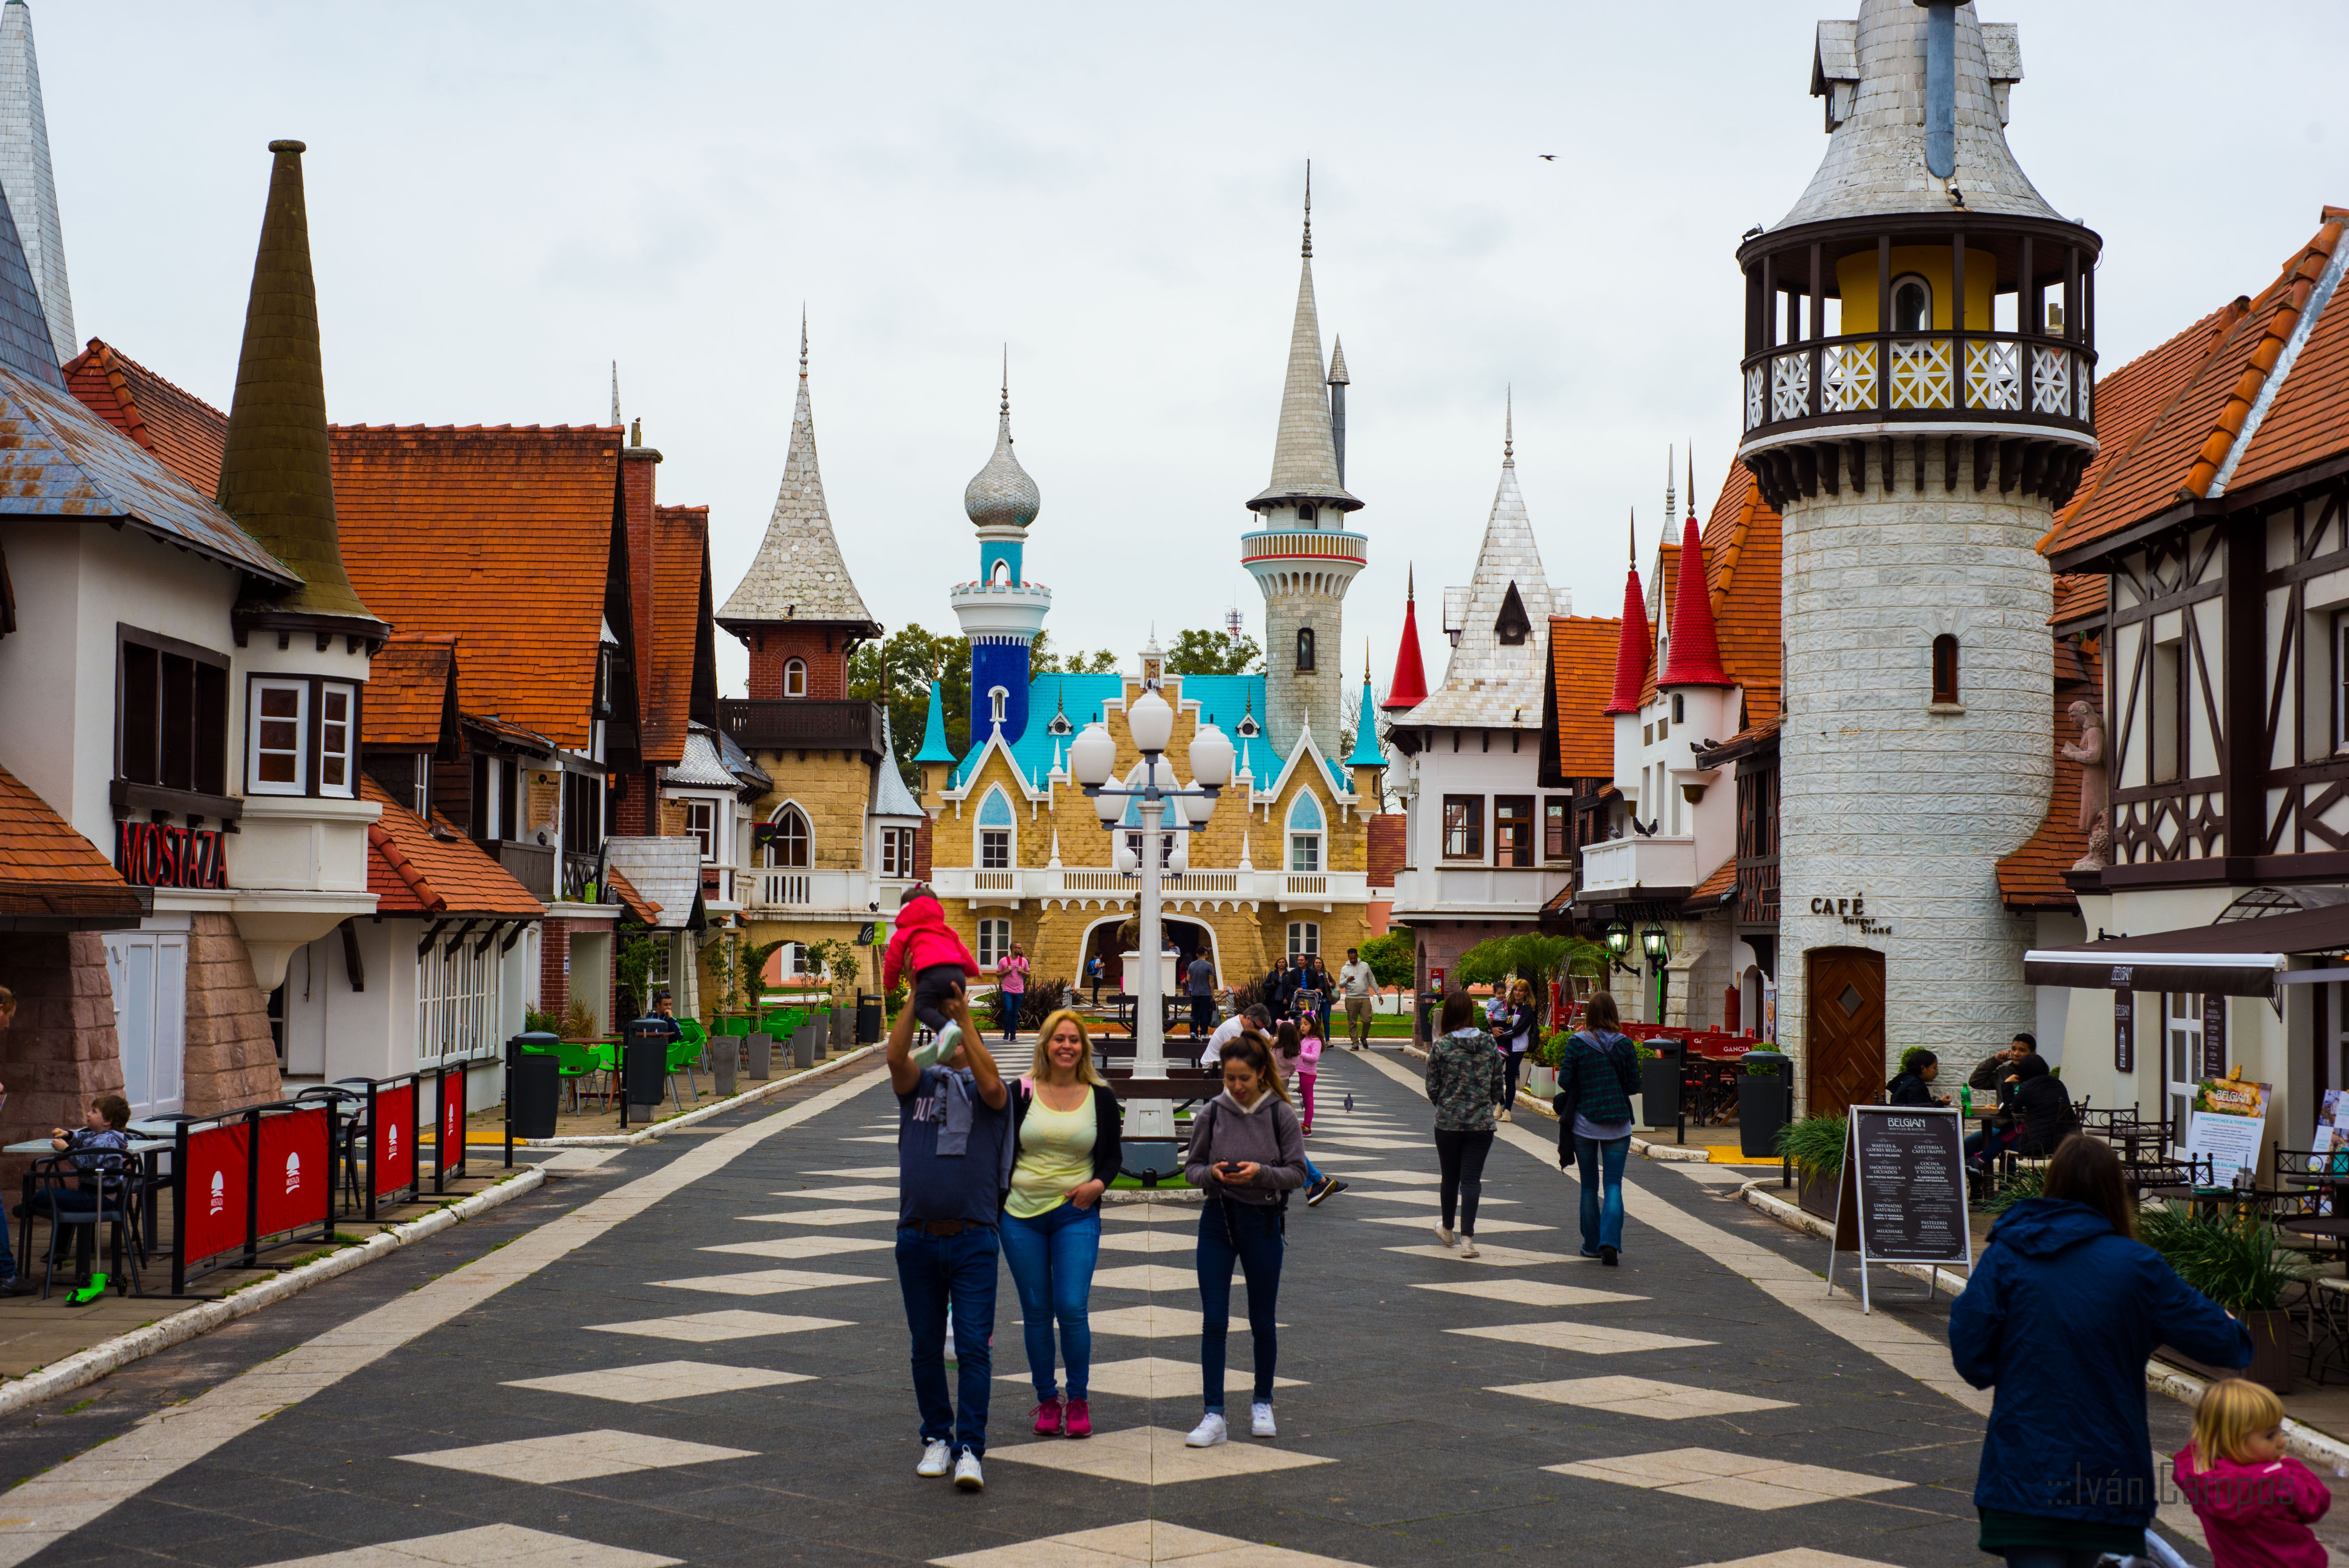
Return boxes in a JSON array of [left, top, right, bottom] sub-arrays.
[[1824, 1103, 1973, 1313]]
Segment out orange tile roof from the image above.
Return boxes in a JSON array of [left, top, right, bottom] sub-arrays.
[[1697, 464, 1783, 726], [2046, 214, 2349, 559], [333, 426, 622, 750], [647, 504, 714, 769], [2225, 207, 2349, 494], [1996, 638, 2104, 911], [1548, 615, 1624, 777], [0, 760, 145, 924], [1683, 856, 1737, 912], [2050, 573, 2107, 629], [361, 777, 543, 918], [61, 339, 229, 497], [366, 633, 458, 750], [1637, 540, 1679, 708], [606, 864, 663, 926]]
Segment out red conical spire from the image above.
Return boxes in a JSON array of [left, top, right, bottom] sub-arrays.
[[1602, 510, 1649, 716], [1659, 513, 1733, 688], [1383, 564, 1430, 711]]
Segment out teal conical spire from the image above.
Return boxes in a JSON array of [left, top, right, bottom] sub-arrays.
[[914, 678, 955, 764], [1346, 664, 1383, 767]]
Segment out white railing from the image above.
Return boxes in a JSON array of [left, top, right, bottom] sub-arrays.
[[927, 866, 1365, 905], [1284, 873, 1328, 896], [760, 871, 811, 906], [971, 870, 1016, 891], [1391, 864, 1574, 918], [1576, 835, 1699, 897]]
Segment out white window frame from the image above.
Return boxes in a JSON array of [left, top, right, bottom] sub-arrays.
[[2333, 610, 2349, 754], [418, 930, 500, 1065], [249, 678, 310, 795], [411, 751, 431, 818], [1287, 793, 1323, 873], [980, 829, 1012, 870], [989, 686, 1008, 724], [319, 681, 356, 797], [1891, 272, 1932, 333], [880, 825, 914, 878], [765, 804, 810, 868], [2165, 991, 2199, 1150], [783, 658, 807, 698], [977, 918, 1011, 969], [1287, 921, 1319, 959], [684, 798, 716, 861]]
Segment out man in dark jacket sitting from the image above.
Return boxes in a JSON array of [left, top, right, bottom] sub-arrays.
[[2006, 1053, 2076, 1156]]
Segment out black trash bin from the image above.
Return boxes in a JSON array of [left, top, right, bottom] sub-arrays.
[[1639, 1039, 1683, 1130], [1738, 1049, 1792, 1158], [857, 993, 882, 1045], [507, 1031, 561, 1141], [622, 1017, 670, 1112]]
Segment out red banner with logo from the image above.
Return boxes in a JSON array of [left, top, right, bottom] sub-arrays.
[[374, 1083, 416, 1198], [257, 1107, 330, 1238], [183, 1121, 250, 1267]]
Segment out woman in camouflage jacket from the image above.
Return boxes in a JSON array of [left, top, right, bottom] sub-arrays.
[[1423, 989, 1507, 1258]]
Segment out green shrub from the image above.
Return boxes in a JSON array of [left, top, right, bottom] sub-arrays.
[[2139, 1203, 2319, 1312], [1776, 1111, 1848, 1178], [524, 1007, 558, 1036], [1982, 1163, 2043, 1216]]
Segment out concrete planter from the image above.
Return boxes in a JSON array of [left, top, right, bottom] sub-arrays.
[[1525, 1065, 1558, 1100], [792, 1024, 817, 1070], [1797, 1165, 1841, 1222], [713, 1039, 738, 1096], [744, 1032, 772, 1080]]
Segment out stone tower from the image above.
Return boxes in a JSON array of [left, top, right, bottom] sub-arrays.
[[950, 360, 1050, 748], [1738, 0, 2098, 1108], [1242, 173, 1364, 752]]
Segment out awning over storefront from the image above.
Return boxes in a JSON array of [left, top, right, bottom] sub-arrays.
[[2025, 904, 2349, 998]]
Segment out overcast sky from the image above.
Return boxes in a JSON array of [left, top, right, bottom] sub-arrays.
[[37, 2, 2349, 700]]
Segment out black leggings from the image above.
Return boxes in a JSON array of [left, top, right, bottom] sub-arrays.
[[1433, 1128, 1495, 1235], [1501, 1048, 1525, 1107]]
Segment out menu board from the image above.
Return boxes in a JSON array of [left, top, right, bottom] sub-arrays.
[[1847, 1105, 1971, 1267], [2183, 1067, 2269, 1180]]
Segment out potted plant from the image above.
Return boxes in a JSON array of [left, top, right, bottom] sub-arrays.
[[1526, 1030, 1567, 1100], [2140, 1205, 2316, 1393], [1737, 1052, 1791, 1158], [1777, 1111, 1849, 1221]]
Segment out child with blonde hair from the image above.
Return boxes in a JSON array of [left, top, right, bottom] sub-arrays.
[[2173, 1376, 2329, 1567]]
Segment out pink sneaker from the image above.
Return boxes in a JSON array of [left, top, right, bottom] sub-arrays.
[[1032, 1398, 1064, 1436], [1064, 1398, 1092, 1438]]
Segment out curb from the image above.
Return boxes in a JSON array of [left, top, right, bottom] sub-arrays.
[[508, 1046, 880, 1148], [1398, 1042, 1700, 1157], [1733, 1178, 2349, 1468], [1103, 1190, 1206, 1206], [0, 1165, 548, 1418]]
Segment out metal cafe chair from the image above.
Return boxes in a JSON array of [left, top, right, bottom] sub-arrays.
[[22, 1161, 142, 1300]]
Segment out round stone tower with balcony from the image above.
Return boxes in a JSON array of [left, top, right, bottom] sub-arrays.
[[1739, 0, 2098, 1108], [950, 369, 1052, 749], [1243, 179, 1365, 751]]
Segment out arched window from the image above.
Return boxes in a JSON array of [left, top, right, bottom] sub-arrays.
[[1296, 627, 1316, 673], [763, 805, 809, 868], [990, 559, 1011, 585], [977, 787, 1015, 871], [989, 687, 1008, 725], [783, 658, 807, 698], [1297, 503, 1318, 526], [1287, 791, 1324, 873], [1891, 273, 1932, 333], [1932, 634, 1960, 704]]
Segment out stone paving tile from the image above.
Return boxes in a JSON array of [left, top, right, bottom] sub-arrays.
[[1411, 1278, 1644, 1306], [253, 1523, 685, 1568], [1101, 1203, 1203, 1222], [932, 1518, 1370, 1566], [805, 1164, 900, 1178], [1545, 1445, 1909, 1510], [1091, 1263, 1201, 1293], [725, 1205, 898, 1226], [1690, 1553, 1903, 1568], [989, 1425, 1332, 1485], [1098, 1229, 1195, 1254], [582, 1310, 856, 1343], [700, 1235, 893, 1258], [1488, 1374, 1795, 1418], [649, 1267, 884, 1295], [996, 1357, 1303, 1400], [1344, 1190, 1518, 1208], [395, 1429, 757, 1484], [1333, 1169, 1442, 1185], [1381, 1241, 1579, 1264], [1357, 1214, 1549, 1233], [765, 1183, 901, 1201], [502, 1360, 814, 1403]]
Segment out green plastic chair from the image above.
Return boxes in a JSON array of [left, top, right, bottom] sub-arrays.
[[533, 1041, 596, 1111], [722, 1017, 752, 1037]]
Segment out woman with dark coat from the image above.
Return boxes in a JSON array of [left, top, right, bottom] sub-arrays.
[[2006, 1053, 2075, 1156], [1885, 1048, 1948, 1107], [1950, 1135, 2249, 1565]]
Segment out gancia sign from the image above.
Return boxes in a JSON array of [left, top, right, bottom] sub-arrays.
[[1807, 894, 1894, 937]]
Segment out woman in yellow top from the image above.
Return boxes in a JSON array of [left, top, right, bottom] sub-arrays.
[[1001, 1009, 1123, 1440]]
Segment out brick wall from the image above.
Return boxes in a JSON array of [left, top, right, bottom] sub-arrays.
[[1367, 813, 1406, 889], [540, 917, 572, 1021], [744, 625, 850, 701], [0, 932, 126, 1197], [622, 448, 659, 745]]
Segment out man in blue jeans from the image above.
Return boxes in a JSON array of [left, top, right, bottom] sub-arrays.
[[889, 981, 1008, 1492]]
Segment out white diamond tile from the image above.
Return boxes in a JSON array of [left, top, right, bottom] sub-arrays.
[[583, 1310, 854, 1344], [252, 1524, 682, 1568], [1451, 1321, 1712, 1355], [395, 1429, 754, 1485], [503, 1360, 812, 1404]]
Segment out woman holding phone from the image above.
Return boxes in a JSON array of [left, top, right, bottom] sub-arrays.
[[1182, 1029, 1309, 1449]]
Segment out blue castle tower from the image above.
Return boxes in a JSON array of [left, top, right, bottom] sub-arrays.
[[950, 364, 1050, 747]]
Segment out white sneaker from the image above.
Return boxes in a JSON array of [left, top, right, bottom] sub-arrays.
[[1433, 1225, 1455, 1249], [916, 1438, 952, 1477], [1497, 1108, 1512, 1123], [1459, 1236, 1481, 1259], [912, 1022, 963, 1072], [1185, 1411, 1229, 1447], [1251, 1401, 1277, 1438], [953, 1447, 984, 1490]]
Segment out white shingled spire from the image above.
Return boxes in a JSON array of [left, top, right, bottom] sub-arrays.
[[0, 0, 71, 365]]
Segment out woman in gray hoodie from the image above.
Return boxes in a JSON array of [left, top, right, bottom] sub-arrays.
[[1182, 1028, 1310, 1449]]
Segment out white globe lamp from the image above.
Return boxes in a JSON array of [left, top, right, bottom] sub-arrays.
[[1167, 835, 1190, 875], [1093, 786, 1123, 825], [1114, 839, 1139, 876], [1069, 720, 1117, 788], [1128, 690, 1175, 755], [1189, 722, 1234, 790]]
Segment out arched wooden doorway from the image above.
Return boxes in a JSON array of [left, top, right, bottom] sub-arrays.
[[1804, 946, 1886, 1119]]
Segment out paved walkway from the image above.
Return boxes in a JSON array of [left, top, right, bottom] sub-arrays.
[[0, 1049, 2262, 1567]]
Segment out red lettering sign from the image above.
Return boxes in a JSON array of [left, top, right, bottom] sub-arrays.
[[183, 1121, 250, 1267], [257, 1107, 330, 1238], [374, 1083, 417, 1199], [115, 822, 228, 890]]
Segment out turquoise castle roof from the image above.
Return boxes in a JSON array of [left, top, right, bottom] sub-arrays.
[[1347, 675, 1383, 767], [914, 679, 955, 764], [947, 671, 1346, 796]]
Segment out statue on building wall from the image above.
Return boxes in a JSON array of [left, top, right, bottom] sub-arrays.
[[2060, 700, 2109, 870]]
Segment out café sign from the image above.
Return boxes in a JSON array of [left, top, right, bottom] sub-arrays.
[[1806, 893, 1893, 937]]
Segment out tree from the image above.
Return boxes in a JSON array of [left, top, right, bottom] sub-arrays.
[[1166, 628, 1262, 676], [849, 624, 970, 789], [1358, 930, 1415, 992], [1451, 932, 1612, 1026], [1031, 630, 1119, 674]]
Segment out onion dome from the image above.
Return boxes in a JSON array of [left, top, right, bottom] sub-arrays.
[[962, 364, 1039, 532]]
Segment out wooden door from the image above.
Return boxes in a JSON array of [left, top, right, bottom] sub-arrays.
[[1804, 947, 1885, 1119]]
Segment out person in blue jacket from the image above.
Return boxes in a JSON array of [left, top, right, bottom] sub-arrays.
[[1949, 1133, 2251, 1566]]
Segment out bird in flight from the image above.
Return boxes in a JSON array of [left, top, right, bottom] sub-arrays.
[[1538, 153, 1557, 161]]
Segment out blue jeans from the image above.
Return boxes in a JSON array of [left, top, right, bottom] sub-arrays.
[[895, 1223, 999, 1455], [999, 1199, 1100, 1403], [1197, 1198, 1283, 1413], [1574, 1134, 1630, 1254]]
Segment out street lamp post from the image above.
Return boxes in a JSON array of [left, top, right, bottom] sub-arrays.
[[1069, 689, 1233, 1142]]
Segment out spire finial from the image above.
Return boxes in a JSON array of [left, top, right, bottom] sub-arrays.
[[1629, 506, 1636, 564], [1000, 344, 1009, 417], [1688, 445, 1698, 526], [1665, 444, 1677, 529], [1301, 159, 1312, 260], [1406, 562, 1414, 601], [798, 305, 808, 377], [1503, 386, 1514, 465], [610, 361, 620, 427]]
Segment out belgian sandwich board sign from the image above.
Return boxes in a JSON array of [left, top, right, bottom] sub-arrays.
[[1825, 1103, 1973, 1313]]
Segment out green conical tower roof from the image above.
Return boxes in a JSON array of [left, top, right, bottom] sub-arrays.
[[218, 140, 378, 628]]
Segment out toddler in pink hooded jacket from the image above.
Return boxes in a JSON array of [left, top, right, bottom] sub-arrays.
[[2174, 1377, 2330, 1568]]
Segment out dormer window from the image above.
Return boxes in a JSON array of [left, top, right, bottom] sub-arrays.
[[1047, 710, 1073, 736], [1237, 713, 1260, 739], [1494, 582, 1531, 647], [783, 658, 807, 698], [1892, 274, 1931, 333]]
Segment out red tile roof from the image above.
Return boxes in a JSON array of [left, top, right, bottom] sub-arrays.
[[606, 864, 663, 926], [61, 339, 230, 497], [1698, 465, 1784, 727], [647, 505, 713, 769], [1549, 615, 1625, 777], [0, 761, 144, 925], [2050, 573, 2107, 629], [1996, 637, 2104, 911], [2046, 213, 2349, 559], [1683, 856, 1737, 913], [365, 633, 458, 750], [361, 777, 544, 918], [333, 426, 622, 750]]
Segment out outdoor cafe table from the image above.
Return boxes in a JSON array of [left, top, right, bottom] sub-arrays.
[[4, 1136, 176, 1256]]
